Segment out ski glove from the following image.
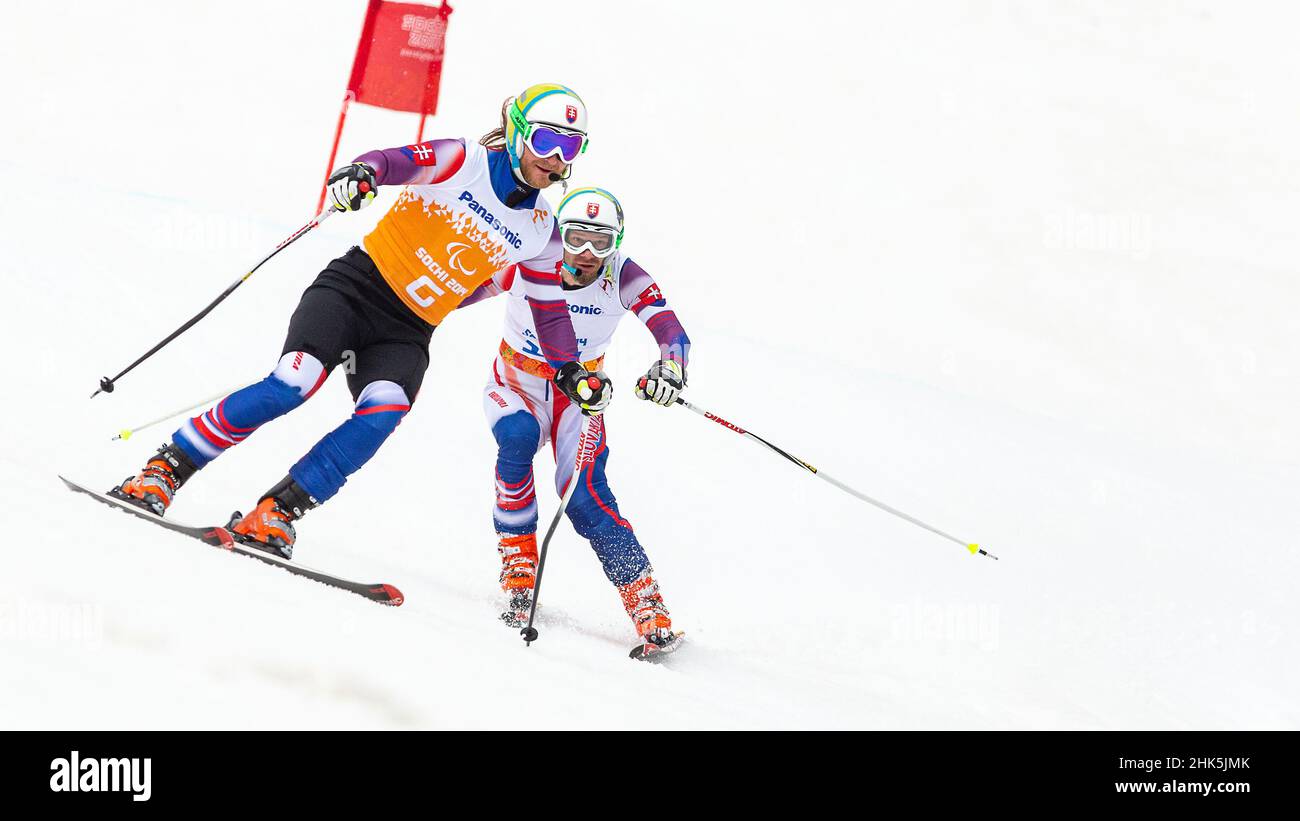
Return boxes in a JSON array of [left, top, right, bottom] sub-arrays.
[[554, 362, 613, 416], [635, 360, 685, 407], [326, 162, 378, 212]]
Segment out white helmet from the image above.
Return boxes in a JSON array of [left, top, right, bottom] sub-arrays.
[[505, 83, 589, 174], [556, 187, 624, 258]]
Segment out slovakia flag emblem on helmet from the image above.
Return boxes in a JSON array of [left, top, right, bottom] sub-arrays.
[[565, 105, 578, 124], [587, 202, 600, 219]]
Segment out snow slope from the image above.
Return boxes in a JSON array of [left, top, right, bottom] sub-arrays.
[[1, 0, 1297, 729]]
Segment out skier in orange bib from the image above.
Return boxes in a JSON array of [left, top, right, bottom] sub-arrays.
[[110, 84, 605, 560]]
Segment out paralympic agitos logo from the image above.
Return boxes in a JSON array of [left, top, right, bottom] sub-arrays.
[[457, 191, 523, 249]]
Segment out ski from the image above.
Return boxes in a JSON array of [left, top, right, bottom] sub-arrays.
[[629, 631, 686, 663], [59, 476, 404, 606]]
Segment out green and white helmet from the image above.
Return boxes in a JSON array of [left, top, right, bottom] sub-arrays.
[[556, 187, 624, 259]]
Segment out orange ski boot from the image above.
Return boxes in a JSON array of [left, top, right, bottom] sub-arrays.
[[108, 442, 198, 517], [498, 532, 539, 627], [229, 477, 316, 560], [618, 567, 676, 643]]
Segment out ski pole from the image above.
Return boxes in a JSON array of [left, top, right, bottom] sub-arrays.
[[110, 382, 251, 441], [90, 208, 336, 399], [674, 397, 997, 560], [521, 413, 603, 645]]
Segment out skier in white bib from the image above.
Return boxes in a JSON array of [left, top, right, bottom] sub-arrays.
[[463, 187, 690, 649]]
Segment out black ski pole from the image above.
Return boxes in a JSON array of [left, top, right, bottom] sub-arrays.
[[521, 413, 602, 645], [674, 396, 997, 560], [90, 208, 335, 398]]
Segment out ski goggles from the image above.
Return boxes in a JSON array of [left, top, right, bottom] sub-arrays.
[[524, 124, 588, 163], [560, 222, 619, 258], [510, 103, 588, 163]]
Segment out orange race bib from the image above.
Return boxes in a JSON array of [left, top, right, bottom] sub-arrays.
[[365, 189, 520, 326]]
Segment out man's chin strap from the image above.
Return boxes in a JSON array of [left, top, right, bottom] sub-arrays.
[[508, 154, 528, 186]]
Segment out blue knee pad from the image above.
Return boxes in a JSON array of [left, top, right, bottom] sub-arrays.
[[290, 381, 410, 503], [491, 411, 541, 535], [565, 450, 648, 585], [230, 373, 307, 424], [493, 411, 542, 467]]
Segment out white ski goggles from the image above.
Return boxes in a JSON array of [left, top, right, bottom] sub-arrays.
[[560, 222, 619, 258]]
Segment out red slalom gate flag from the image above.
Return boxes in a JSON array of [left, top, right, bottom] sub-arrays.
[[318, 0, 454, 212]]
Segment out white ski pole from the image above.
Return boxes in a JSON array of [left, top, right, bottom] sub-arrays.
[[521, 413, 603, 645], [675, 397, 996, 560], [111, 383, 252, 441]]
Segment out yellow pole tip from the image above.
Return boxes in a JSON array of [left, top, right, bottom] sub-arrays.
[[119, 429, 132, 440], [967, 543, 979, 554]]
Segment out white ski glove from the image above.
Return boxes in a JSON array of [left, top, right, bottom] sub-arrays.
[[326, 162, 378, 212], [555, 362, 613, 416], [635, 360, 685, 407]]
